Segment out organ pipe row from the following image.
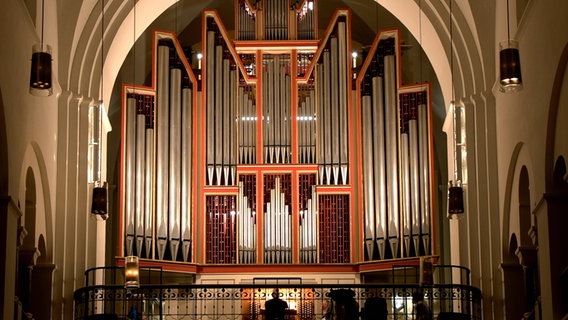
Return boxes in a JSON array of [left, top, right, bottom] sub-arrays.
[[205, 26, 237, 186], [263, 176, 292, 263], [263, 0, 288, 40], [360, 34, 432, 261], [297, 87, 316, 164], [262, 55, 291, 164], [316, 21, 349, 185], [237, 0, 256, 40], [238, 86, 258, 165]]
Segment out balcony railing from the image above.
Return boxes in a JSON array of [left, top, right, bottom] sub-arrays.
[[74, 266, 482, 320]]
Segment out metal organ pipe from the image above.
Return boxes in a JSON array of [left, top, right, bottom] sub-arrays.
[[338, 22, 348, 184], [330, 36, 339, 184], [223, 58, 230, 184], [401, 131, 411, 255], [419, 104, 430, 253], [168, 67, 182, 260], [156, 45, 170, 261], [316, 65, 324, 184], [181, 87, 192, 262], [135, 102, 146, 255], [214, 44, 223, 185], [384, 55, 399, 258], [206, 31, 215, 185], [409, 118, 420, 253], [361, 94, 375, 259], [323, 51, 331, 184], [372, 76, 387, 260], [144, 121, 154, 259], [125, 97, 136, 256]]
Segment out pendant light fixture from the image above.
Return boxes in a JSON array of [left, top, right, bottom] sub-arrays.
[[29, 0, 53, 96], [499, 0, 523, 92], [447, 0, 464, 219], [91, 0, 109, 221]]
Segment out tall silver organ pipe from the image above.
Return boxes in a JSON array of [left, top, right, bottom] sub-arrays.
[[144, 121, 154, 259], [238, 86, 258, 164], [419, 103, 431, 253], [214, 44, 223, 185], [372, 76, 387, 260], [168, 67, 182, 260], [135, 101, 146, 255], [317, 21, 349, 185], [156, 45, 170, 260], [181, 87, 193, 262], [125, 97, 136, 256], [384, 55, 400, 258], [316, 64, 324, 184], [206, 31, 215, 185], [401, 131, 411, 255], [409, 118, 420, 253], [361, 94, 375, 259], [338, 22, 349, 184]]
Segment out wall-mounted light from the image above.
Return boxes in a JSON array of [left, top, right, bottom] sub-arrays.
[[448, 180, 464, 219], [124, 255, 140, 289], [29, 0, 53, 96], [91, 182, 109, 220], [197, 52, 203, 70], [499, 0, 523, 92]]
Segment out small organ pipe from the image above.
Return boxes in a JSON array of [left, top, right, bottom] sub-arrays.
[[181, 87, 192, 262], [169, 68, 182, 260], [156, 45, 169, 260], [125, 97, 136, 256]]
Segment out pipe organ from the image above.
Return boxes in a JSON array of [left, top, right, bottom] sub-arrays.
[[120, 0, 435, 271]]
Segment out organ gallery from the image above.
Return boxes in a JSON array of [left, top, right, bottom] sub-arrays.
[[119, 0, 435, 272]]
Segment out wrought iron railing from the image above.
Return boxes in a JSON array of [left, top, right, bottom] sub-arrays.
[[74, 279, 481, 320]]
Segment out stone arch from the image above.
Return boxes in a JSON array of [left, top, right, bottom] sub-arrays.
[[18, 143, 54, 263], [545, 42, 568, 191], [502, 142, 536, 258]]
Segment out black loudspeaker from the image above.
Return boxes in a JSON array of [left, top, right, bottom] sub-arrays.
[[91, 182, 108, 220]]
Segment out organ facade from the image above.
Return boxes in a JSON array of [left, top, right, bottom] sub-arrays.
[[119, 0, 434, 274]]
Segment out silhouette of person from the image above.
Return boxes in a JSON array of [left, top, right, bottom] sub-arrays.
[[412, 291, 432, 320], [265, 289, 289, 320], [363, 297, 387, 320]]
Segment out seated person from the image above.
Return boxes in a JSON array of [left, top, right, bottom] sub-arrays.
[[265, 289, 289, 320]]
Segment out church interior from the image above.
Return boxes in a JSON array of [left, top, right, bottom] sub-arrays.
[[1, 0, 567, 319]]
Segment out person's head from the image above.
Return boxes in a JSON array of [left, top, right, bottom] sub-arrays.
[[322, 299, 329, 311], [272, 289, 280, 299], [412, 291, 424, 304]]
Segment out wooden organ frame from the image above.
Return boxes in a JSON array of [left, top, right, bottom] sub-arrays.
[[118, 0, 437, 274]]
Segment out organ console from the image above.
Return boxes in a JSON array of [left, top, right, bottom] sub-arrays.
[[119, 0, 434, 271]]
